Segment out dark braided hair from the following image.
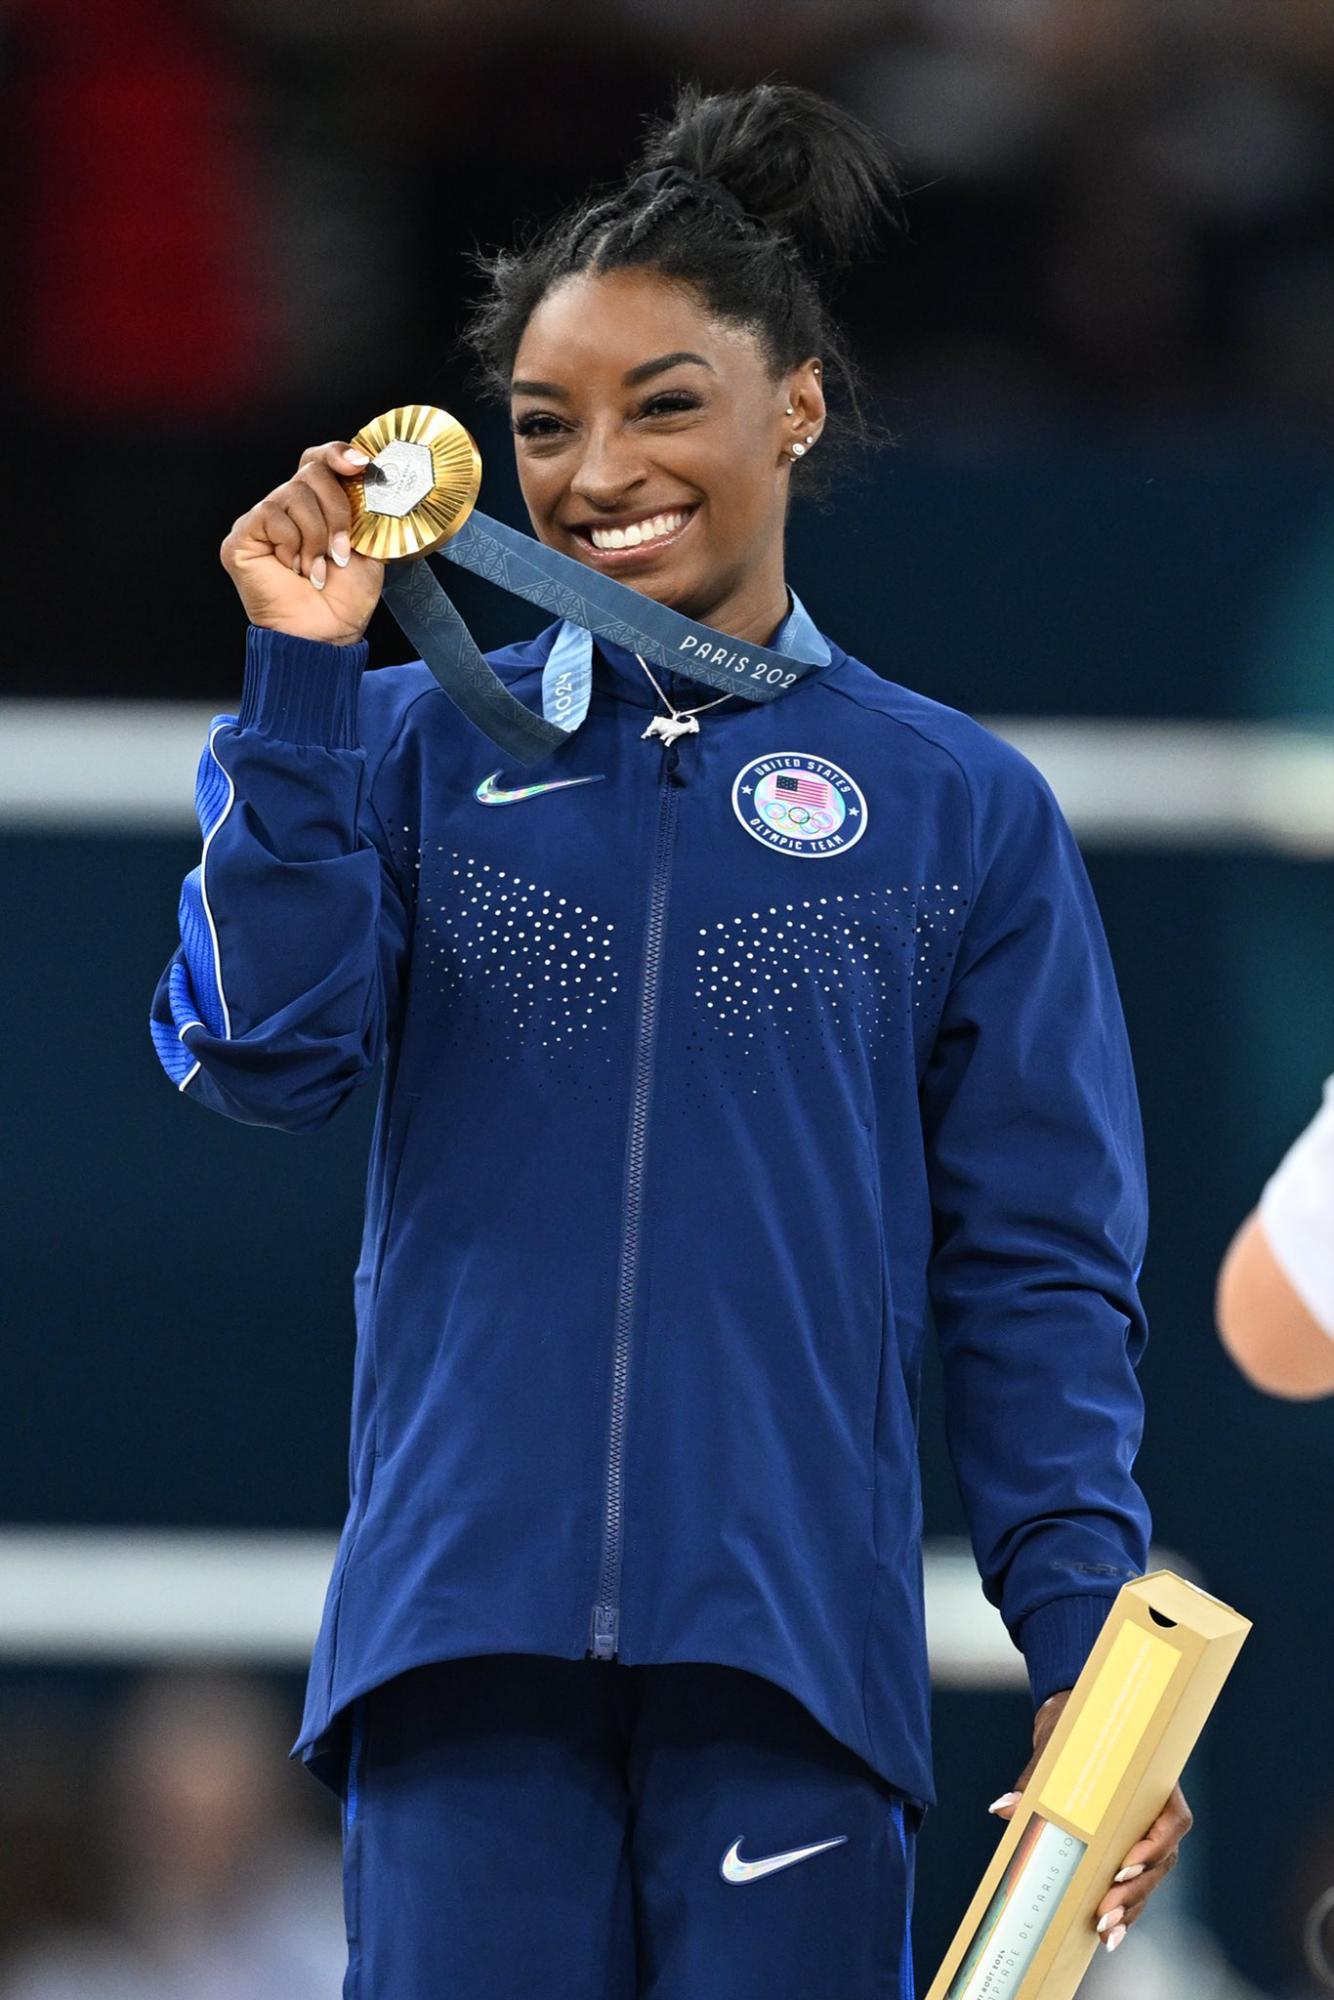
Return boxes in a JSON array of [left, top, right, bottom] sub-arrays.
[[461, 81, 904, 499]]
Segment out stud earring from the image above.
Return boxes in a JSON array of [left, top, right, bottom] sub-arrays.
[[789, 435, 815, 459], [785, 404, 795, 415]]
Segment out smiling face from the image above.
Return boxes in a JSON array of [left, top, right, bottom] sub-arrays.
[[510, 266, 824, 643]]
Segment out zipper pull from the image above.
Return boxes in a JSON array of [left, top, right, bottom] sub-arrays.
[[589, 1603, 618, 1659]]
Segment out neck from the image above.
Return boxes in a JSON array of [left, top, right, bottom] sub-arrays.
[[687, 559, 790, 646]]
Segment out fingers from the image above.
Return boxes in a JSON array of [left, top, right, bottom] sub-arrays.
[[988, 1746, 1039, 1820], [250, 499, 304, 577], [300, 439, 371, 478], [987, 1690, 1074, 1823], [297, 458, 356, 565], [288, 458, 359, 586], [284, 482, 333, 581], [225, 441, 371, 590], [984, 1779, 1195, 1960], [299, 436, 372, 552], [987, 1790, 1023, 1820], [1093, 1786, 1193, 1951]]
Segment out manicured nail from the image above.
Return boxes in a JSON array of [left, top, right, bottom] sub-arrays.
[[331, 532, 351, 567], [1105, 1925, 1127, 1953], [988, 1793, 1022, 1814], [1114, 1863, 1145, 1884], [310, 556, 327, 590], [345, 449, 370, 466], [1096, 1907, 1125, 1936]]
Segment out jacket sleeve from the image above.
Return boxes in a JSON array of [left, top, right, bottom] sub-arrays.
[[149, 625, 411, 1134], [920, 749, 1152, 1710]]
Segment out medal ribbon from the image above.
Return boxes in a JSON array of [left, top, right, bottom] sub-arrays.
[[380, 511, 830, 766]]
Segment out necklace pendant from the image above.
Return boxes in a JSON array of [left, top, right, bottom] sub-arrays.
[[641, 712, 700, 747]]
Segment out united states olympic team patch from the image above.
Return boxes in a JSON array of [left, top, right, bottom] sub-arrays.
[[730, 753, 868, 858]]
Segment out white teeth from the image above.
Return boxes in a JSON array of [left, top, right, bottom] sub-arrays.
[[589, 509, 690, 552]]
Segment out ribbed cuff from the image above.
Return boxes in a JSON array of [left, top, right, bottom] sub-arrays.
[[238, 625, 369, 749], [1016, 1595, 1116, 1711]]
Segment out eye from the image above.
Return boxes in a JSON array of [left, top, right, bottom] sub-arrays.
[[511, 411, 564, 439], [639, 392, 702, 417], [510, 390, 703, 441]]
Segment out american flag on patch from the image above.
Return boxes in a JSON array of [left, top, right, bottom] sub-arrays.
[[775, 772, 831, 808]]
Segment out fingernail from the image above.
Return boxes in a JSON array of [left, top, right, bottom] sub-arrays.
[[987, 1793, 1022, 1814], [310, 556, 327, 590], [1114, 1864, 1145, 1884], [345, 449, 370, 466], [1096, 1907, 1125, 1936], [331, 532, 351, 567], [1105, 1926, 1127, 1953]]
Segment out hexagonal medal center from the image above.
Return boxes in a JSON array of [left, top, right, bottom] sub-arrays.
[[364, 439, 436, 518]]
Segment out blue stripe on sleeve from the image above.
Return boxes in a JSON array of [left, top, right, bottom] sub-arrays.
[[150, 716, 238, 1088], [149, 960, 202, 1086], [890, 1798, 916, 2000]]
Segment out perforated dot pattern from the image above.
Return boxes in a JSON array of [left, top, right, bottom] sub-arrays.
[[684, 882, 968, 1100], [403, 844, 626, 1103], [386, 816, 969, 1112]]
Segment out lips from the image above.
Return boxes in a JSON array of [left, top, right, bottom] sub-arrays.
[[569, 505, 699, 566]]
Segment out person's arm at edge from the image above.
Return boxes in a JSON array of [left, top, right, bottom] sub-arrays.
[[1215, 1209, 1334, 1398]]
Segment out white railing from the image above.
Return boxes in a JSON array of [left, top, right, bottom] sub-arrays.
[[0, 1529, 1191, 1684], [1, 702, 1331, 852]]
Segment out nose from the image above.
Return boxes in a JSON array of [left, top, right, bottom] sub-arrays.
[[567, 420, 649, 514]]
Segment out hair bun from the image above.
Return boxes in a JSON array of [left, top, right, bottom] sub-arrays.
[[635, 81, 903, 274]]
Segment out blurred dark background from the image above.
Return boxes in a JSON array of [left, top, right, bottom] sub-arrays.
[[2, 1, 1332, 1994]]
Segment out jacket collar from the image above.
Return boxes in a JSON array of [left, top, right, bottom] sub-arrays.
[[542, 587, 832, 712]]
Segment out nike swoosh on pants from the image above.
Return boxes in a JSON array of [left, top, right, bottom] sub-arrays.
[[719, 1835, 848, 1883]]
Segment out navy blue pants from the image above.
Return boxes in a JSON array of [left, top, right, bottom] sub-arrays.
[[339, 1653, 918, 1999]]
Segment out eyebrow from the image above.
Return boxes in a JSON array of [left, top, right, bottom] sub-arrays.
[[623, 350, 715, 387], [510, 351, 715, 400]]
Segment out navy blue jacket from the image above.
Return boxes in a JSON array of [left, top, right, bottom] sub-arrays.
[[150, 599, 1152, 1811]]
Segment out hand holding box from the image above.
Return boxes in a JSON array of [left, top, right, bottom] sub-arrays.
[[927, 1571, 1250, 2000]]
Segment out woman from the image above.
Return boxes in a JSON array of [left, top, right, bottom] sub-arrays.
[[152, 80, 1191, 1999]]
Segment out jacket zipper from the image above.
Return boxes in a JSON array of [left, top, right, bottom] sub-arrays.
[[589, 741, 684, 1658]]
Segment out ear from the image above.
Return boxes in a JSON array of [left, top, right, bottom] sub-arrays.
[[780, 358, 826, 463]]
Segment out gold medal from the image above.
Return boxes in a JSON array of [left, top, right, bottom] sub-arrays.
[[344, 404, 483, 561]]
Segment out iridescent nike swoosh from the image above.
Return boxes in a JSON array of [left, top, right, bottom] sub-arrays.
[[719, 1835, 848, 1884], [475, 770, 606, 805]]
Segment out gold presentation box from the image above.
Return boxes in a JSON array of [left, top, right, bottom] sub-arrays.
[[925, 1570, 1250, 2000]]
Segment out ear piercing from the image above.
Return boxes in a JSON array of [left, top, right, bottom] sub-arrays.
[[785, 404, 816, 458]]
